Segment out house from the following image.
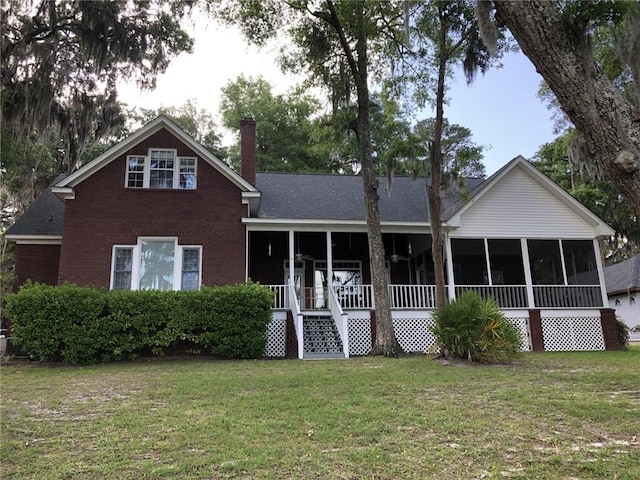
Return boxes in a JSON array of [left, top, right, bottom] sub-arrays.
[[603, 254, 640, 332], [6, 116, 622, 358]]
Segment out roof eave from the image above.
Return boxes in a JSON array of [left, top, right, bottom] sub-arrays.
[[5, 235, 62, 245]]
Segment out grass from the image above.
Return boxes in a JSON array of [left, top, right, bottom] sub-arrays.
[[1, 349, 639, 479]]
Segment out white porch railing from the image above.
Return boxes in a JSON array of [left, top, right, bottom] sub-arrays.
[[271, 283, 604, 311], [389, 284, 437, 309], [455, 285, 528, 309], [533, 285, 603, 308], [328, 285, 349, 357], [269, 285, 288, 309], [288, 282, 304, 359], [334, 284, 374, 309]]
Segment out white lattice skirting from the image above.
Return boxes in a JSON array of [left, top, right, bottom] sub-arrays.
[[265, 317, 287, 357], [541, 316, 605, 351], [264, 312, 606, 357], [506, 317, 532, 351]]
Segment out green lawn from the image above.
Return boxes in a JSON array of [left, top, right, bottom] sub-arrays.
[[1, 349, 639, 479]]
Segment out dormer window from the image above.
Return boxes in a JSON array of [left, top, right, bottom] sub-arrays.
[[126, 149, 197, 189]]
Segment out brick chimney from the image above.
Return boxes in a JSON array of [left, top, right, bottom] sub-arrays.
[[240, 117, 256, 186]]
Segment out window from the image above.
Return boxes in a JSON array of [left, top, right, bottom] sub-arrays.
[[127, 157, 145, 188], [113, 247, 133, 290], [125, 149, 197, 189], [182, 248, 201, 291], [149, 150, 175, 189], [111, 239, 201, 291], [179, 158, 196, 189]]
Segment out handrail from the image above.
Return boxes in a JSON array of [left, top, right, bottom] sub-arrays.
[[328, 286, 349, 358], [288, 282, 304, 359]]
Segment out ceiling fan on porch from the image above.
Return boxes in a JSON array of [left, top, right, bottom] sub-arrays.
[[388, 234, 409, 264], [295, 233, 313, 262]]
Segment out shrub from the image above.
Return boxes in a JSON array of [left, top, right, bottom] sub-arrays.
[[431, 291, 522, 364], [616, 317, 630, 351], [5, 282, 108, 363], [4, 282, 274, 364], [191, 283, 274, 358]]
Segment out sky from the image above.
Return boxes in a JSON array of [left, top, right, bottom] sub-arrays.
[[117, 18, 557, 176]]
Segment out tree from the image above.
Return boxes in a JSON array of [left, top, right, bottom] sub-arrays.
[[209, 0, 404, 356], [134, 100, 226, 160], [533, 132, 640, 263], [487, 0, 640, 216], [397, 0, 503, 311], [1, 0, 194, 173], [219, 75, 325, 172], [413, 118, 486, 179]]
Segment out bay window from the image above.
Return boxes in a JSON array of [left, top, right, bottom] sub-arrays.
[[111, 238, 201, 291]]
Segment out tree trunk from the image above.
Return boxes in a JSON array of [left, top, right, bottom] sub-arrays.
[[494, 0, 640, 217], [429, 5, 449, 313], [323, 0, 402, 356]]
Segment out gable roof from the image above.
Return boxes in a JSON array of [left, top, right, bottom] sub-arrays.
[[254, 172, 483, 225], [445, 156, 615, 237], [53, 115, 258, 196], [5, 175, 66, 242], [604, 254, 640, 295]]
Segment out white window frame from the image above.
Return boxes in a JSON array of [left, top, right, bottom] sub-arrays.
[[110, 237, 202, 291], [125, 149, 197, 190]]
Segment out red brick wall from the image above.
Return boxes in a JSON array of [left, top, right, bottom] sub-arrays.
[[528, 309, 545, 351], [12, 244, 61, 290], [600, 308, 621, 350], [57, 129, 247, 289]]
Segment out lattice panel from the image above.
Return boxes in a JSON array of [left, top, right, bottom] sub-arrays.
[[506, 317, 531, 351], [392, 317, 436, 353], [541, 317, 604, 351], [265, 318, 287, 357], [348, 318, 372, 356]]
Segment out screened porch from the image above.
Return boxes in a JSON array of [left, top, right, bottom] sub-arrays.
[[248, 231, 607, 311]]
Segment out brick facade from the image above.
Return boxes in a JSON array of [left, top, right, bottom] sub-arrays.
[[57, 129, 247, 289], [528, 309, 545, 351], [12, 244, 61, 290], [600, 308, 621, 350]]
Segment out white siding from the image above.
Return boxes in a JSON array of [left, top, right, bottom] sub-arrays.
[[454, 166, 597, 238], [609, 295, 640, 330]]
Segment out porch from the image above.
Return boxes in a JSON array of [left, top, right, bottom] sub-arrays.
[[252, 230, 607, 312], [247, 230, 612, 358]]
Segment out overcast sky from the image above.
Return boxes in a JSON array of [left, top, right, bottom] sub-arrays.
[[117, 19, 556, 176]]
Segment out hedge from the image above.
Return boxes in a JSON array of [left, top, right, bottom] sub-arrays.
[[4, 282, 274, 364]]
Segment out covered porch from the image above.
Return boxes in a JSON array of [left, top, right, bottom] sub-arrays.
[[247, 230, 608, 311], [247, 228, 615, 358]]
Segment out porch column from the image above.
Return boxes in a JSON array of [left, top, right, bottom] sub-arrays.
[[593, 239, 609, 307], [445, 235, 456, 301], [288, 230, 295, 287], [521, 238, 535, 308], [326, 231, 333, 300], [483, 238, 493, 286]]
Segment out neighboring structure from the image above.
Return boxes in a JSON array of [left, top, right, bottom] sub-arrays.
[[604, 254, 640, 331], [6, 116, 621, 358]]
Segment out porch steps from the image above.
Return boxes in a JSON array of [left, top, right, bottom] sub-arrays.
[[303, 314, 345, 359]]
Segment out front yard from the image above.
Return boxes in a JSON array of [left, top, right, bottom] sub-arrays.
[[1, 350, 639, 479]]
